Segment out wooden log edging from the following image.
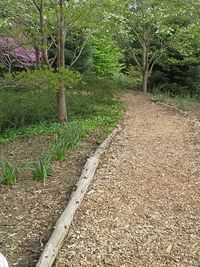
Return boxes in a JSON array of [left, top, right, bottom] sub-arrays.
[[35, 126, 121, 267]]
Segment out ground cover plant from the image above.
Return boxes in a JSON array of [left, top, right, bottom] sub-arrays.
[[31, 153, 53, 185], [0, 157, 19, 186], [0, 79, 123, 186], [151, 90, 200, 124]]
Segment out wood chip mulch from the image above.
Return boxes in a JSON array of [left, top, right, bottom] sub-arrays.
[[56, 92, 200, 267], [0, 132, 99, 267]]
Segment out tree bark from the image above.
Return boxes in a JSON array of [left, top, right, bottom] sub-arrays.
[[141, 44, 148, 93], [35, 46, 41, 68], [142, 69, 148, 93], [57, 0, 67, 123], [39, 0, 49, 67], [57, 86, 67, 123]]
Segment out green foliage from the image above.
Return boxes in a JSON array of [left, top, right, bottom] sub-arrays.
[[78, 74, 120, 100], [173, 94, 199, 111], [0, 157, 19, 186], [1, 68, 81, 92], [0, 122, 60, 144], [53, 133, 68, 161], [149, 52, 200, 97], [114, 66, 142, 90], [113, 0, 192, 92], [0, 90, 56, 133], [0, 83, 123, 144], [62, 124, 81, 149], [152, 91, 170, 103], [31, 154, 53, 184], [0, 68, 80, 132], [56, 33, 93, 74], [114, 74, 138, 90], [173, 95, 193, 110], [91, 35, 124, 78], [0, 76, 123, 188]]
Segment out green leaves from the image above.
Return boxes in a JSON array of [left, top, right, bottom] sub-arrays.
[[31, 154, 53, 185], [91, 35, 124, 78], [0, 157, 19, 186], [1, 68, 81, 92]]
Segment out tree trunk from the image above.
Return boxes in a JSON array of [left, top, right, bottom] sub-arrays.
[[141, 44, 148, 93], [57, 86, 67, 123], [35, 46, 41, 68], [142, 69, 148, 93], [57, 0, 67, 123], [40, 0, 49, 67]]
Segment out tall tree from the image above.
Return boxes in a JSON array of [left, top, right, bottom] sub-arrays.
[[0, 0, 112, 122], [113, 0, 187, 92], [57, 0, 67, 123]]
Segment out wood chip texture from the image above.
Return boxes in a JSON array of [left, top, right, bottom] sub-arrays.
[[56, 92, 200, 267]]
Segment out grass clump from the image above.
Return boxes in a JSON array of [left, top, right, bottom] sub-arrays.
[[53, 133, 68, 161], [63, 123, 82, 149], [31, 154, 53, 185], [0, 157, 19, 186]]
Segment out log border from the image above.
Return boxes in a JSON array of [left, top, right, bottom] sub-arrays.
[[35, 126, 121, 267]]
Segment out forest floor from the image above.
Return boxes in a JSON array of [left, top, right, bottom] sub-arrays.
[[56, 92, 200, 267]]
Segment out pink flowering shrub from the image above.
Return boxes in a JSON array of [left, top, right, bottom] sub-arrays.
[[0, 36, 38, 70]]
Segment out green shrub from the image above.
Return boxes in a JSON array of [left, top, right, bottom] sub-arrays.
[[0, 157, 19, 186], [1, 68, 81, 92], [114, 66, 142, 90], [91, 35, 124, 78], [0, 71, 123, 144], [0, 90, 57, 133], [0, 72, 121, 134]]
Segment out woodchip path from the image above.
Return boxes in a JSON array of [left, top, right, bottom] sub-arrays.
[[56, 92, 200, 267]]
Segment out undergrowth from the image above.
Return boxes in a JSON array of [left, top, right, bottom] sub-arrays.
[[0, 93, 123, 144], [0, 91, 123, 185], [0, 105, 122, 145], [152, 91, 199, 111]]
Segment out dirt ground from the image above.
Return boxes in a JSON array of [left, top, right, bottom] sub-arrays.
[[56, 92, 200, 267], [0, 132, 99, 267]]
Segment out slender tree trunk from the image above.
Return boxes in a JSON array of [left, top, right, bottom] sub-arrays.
[[40, 0, 49, 67], [57, 87, 67, 122], [141, 44, 148, 93], [57, 0, 67, 123], [35, 46, 40, 68], [142, 69, 148, 93]]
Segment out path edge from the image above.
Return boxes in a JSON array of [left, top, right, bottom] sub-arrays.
[[151, 98, 200, 126], [35, 125, 121, 267]]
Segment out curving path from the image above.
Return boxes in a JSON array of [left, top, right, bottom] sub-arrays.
[[56, 92, 200, 267]]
